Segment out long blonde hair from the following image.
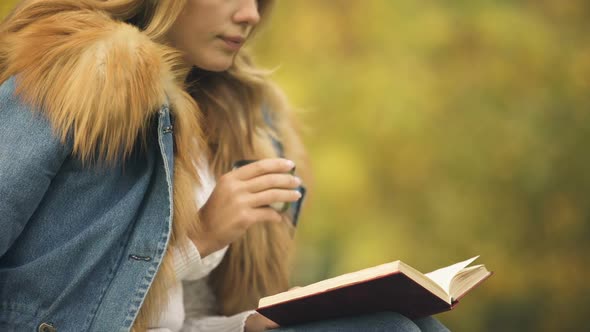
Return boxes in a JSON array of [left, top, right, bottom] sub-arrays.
[[1, 0, 308, 320]]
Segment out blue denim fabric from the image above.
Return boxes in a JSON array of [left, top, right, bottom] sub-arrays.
[[0, 77, 175, 331], [272, 312, 450, 332]]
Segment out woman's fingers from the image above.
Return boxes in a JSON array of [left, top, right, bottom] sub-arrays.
[[248, 207, 283, 225], [245, 313, 280, 332], [232, 158, 295, 181], [249, 189, 302, 208], [246, 173, 301, 193]]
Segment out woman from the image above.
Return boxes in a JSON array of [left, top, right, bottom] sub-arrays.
[[0, 1, 448, 331]]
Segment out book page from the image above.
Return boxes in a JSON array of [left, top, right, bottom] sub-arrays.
[[259, 261, 401, 308], [449, 264, 491, 300], [424, 256, 479, 294]]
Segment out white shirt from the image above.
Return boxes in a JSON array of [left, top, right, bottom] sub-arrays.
[[149, 158, 255, 332]]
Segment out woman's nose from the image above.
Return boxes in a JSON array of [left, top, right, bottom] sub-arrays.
[[233, 0, 261, 27]]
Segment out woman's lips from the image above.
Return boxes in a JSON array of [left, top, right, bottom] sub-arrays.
[[219, 36, 245, 51]]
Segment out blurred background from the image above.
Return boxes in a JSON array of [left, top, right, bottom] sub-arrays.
[[3, 1, 589, 330]]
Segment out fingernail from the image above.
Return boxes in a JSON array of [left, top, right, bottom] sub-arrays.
[[294, 190, 302, 198], [294, 176, 302, 185], [285, 159, 295, 169]]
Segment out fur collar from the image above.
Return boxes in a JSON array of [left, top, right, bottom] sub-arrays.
[[2, 9, 204, 331]]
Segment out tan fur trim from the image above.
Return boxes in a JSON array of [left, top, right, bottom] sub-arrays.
[[4, 10, 178, 163], [2, 9, 204, 331]]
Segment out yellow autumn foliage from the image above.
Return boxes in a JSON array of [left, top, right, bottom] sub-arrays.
[[3, 1, 590, 330]]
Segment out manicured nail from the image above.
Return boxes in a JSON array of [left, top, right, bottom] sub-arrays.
[[285, 159, 295, 169]]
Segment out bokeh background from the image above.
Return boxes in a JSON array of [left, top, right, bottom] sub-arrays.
[[2, 1, 589, 331]]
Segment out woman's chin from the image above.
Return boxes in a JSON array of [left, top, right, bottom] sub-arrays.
[[193, 56, 234, 72]]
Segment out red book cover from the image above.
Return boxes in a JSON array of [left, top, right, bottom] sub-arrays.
[[257, 270, 492, 327]]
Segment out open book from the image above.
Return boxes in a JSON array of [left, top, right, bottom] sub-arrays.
[[257, 256, 492, 326]]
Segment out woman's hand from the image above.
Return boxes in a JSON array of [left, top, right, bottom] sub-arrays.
[[244, 313, 279, 332], [193, 158, 301, 257]]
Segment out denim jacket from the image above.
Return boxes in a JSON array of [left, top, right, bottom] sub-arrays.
[[0, 77, 306, 331], [0, 77, 175, 331]]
